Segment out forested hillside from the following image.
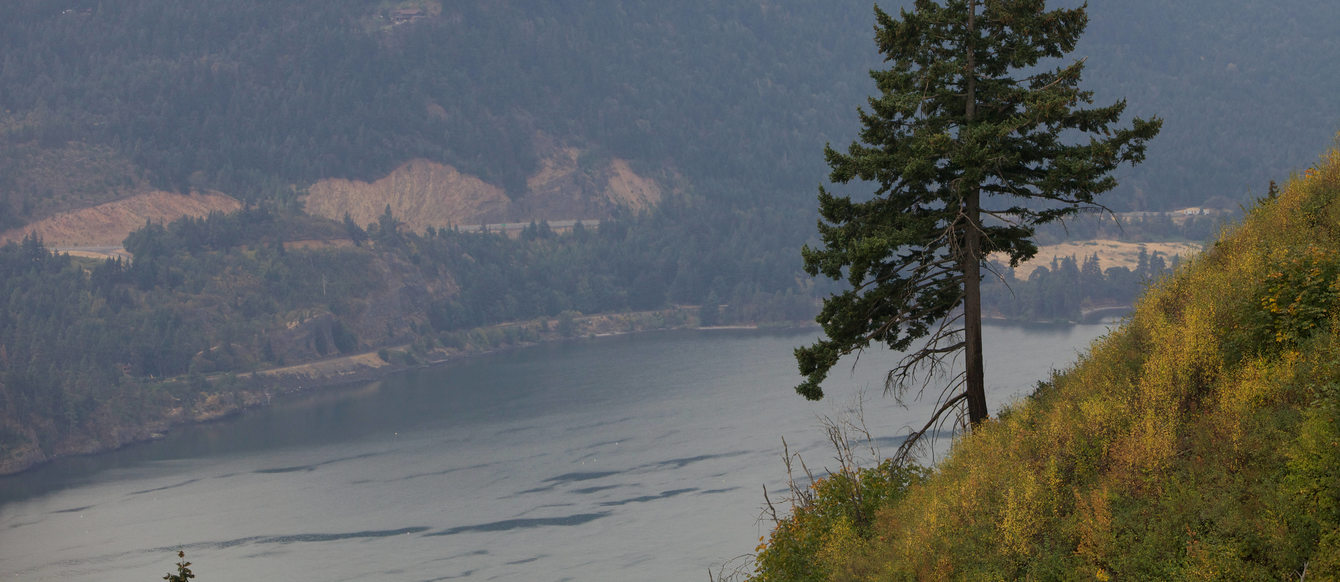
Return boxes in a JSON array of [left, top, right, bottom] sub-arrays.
[[0, 203, 816, 474], [0, 0, 877, 221], [748, 149, 1340, 580], [1, 0, 1337, 226]]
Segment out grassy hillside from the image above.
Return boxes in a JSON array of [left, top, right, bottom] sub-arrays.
[[750, 147, 1340, 580]]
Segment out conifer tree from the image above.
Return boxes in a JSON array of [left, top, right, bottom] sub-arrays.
[[794, 0, 1160, 452]]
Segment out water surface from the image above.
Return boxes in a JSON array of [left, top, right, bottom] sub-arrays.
[[0, 324, 1113, 581]]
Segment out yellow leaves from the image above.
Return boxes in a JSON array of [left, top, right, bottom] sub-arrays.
[[1075, 485, 1113, 567], [816, 516, 864, 575], [996, 470, 1044, 559], [1210, 355, 1297, 448], [807, 144, 1340, 579]]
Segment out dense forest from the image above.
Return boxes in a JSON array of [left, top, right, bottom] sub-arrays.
[[0, 0, 877, 218], [0, 205, 818, 472], [1, 0, 1337, 224]]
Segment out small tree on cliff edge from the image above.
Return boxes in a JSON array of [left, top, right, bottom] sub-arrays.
[[794, 0, 1160, 457]]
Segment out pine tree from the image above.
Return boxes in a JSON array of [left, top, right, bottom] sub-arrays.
[[794, 0, 1160, 455]]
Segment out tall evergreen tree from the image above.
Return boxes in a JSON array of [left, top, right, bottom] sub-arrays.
[[794, 0, 1160, 453]]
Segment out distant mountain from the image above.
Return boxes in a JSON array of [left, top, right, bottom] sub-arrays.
[[1, 0, 1336, 230]]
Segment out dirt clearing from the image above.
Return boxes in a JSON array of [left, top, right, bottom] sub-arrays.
[[996, 240, 1204, 279]]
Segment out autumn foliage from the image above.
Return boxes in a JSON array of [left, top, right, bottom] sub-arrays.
[[750, 146, 1340, 579]]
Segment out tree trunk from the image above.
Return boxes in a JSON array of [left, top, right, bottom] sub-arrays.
[[962, 0, 989, 426], [964, 191, 988, 425]]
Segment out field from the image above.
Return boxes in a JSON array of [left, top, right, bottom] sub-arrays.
[[1000, 239, 1204, 279]]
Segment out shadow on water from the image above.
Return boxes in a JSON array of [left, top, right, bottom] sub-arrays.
[[423, 513, 611, 537], [252, 451, 383, 475], [194, 527, 434, 549], [570, 484, 623, 495], [127, 479, 200, 496], [597, 488, 697, 507], [48, 504, 94, 514], [638, 451, 750, 470], [514, 471, 622, 494]]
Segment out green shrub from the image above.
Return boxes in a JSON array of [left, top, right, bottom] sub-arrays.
[[1258, 246, 1340, 347], [752, 460, 927, 582]]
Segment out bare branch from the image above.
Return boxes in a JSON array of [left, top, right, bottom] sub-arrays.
[[893, 390, 969, 465]]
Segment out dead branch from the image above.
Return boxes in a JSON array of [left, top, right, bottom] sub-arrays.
[[894, 390, 969, 464]]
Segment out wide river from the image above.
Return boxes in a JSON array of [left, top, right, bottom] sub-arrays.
[[0, 323, 1113, 581]]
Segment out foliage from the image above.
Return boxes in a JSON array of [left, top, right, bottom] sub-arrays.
[[1257, 245, 1340, 346], [0, 0, 1335, 231], [749, 146, 1340, 580], [753, 459, 927, 582], [0, 203, 817, 471], [162, 550, 195, 582], [981, 250, 1179, 323], [0, 0, 876, 205], [795, 0, 1160, 440]]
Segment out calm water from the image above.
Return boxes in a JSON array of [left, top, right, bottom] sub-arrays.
[[0, 324, 1113, 581]]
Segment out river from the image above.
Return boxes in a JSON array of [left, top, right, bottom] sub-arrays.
[[0, 323, 1114, 581]]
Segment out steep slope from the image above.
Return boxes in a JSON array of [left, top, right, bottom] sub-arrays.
[[752, 149, 1340, 579], [304, 159, 513, 230], [302, 148, 666, 232], [0, 190, 241, 247], [3, 0, 1336, 223]]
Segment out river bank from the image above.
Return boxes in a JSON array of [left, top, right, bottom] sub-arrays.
[[1, 301, 1117, 476], [0, 307, 800, 476]]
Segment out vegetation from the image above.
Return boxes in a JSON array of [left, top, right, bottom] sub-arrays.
[[748, 147, 1340, 579], [162, 551, 195, 582], [0, 0, 878, 213], [981, 249, 1179, 323], [794, 0, 1160, 438], [0, 204, 814, 473], [0, 0, 1329, 485], [0, 0, 1335, 224]]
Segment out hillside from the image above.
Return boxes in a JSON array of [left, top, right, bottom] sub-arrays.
[[303, 149, 666, 233], [0, 199, 815, 474], [0, 190, 241, 248], [1, 0, 1337, 229], [749, 149, 1340, 579]]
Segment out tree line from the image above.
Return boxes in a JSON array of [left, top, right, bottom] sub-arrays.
[[982, 250, 1179, 323], [0, 204, 815, 469]]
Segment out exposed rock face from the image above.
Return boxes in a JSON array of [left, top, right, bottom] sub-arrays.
[[0, 190, 242, 247], [303, 148, 667, 232], [604, 159, 663, 212], [304, 159, 512, 232]]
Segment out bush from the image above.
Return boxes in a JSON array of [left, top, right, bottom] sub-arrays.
[[752, 460, 927, 582]]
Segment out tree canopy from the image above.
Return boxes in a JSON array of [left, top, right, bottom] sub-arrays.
[[794, 0, 1160, 452]]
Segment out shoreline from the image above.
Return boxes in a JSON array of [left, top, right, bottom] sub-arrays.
[[1, 309, 1109, 477], [0, 309, 804, 477]]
